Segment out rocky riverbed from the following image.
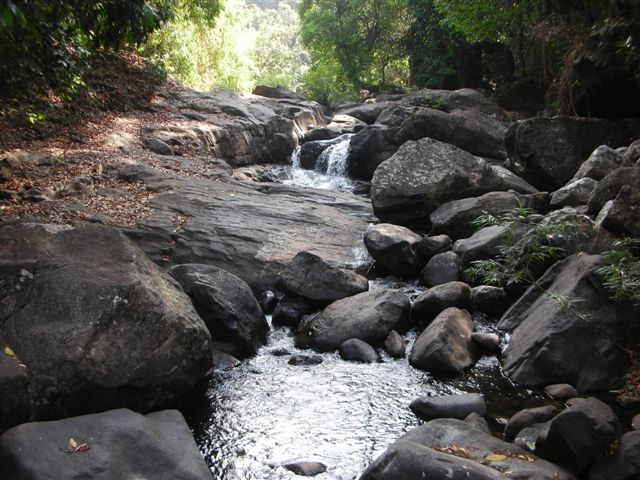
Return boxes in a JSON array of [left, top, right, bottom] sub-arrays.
[[1, 84, 639, 479]]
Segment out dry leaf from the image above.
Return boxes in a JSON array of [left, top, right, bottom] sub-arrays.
[[3, 346, 16, 357], [69, 438, 78, 449], [76, 443, 90, 452], [486, 453, 508, 462]]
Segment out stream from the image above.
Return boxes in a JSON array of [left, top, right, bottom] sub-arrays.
[[187, 136, 545, 479]]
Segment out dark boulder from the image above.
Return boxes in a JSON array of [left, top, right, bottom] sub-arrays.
[[347, 125, 398, 180], [453, 225, 512, 268], [258, 290, 278, 314], [409, 393, 486, 421], [504, 405, 558, 441], [499, 254, 638, 392], [538, 398, 621, 474], [429, 191, 549, 240], [370, 138, 503, 225], [0, 222, 211, 429], [277, 251, 368, 305], [550, 178, 598, 208], [544, 384, 578, 400], [409, 307, 479, 375], [505, 116, 639, 190], [360, 418, 576, 480], [364, 224, 426, 278], [464, 412, 491, 434], [572, 145, 632, 181], [587, 166, 640, 214], [589, 430, 640, 480], [169, 264, 268, 358], [419, 251, 461, 287], [417, 234, 452, 259], [339, 338, 379, 363], [469, 286, 512, 316], [412, 281, 471, 316], [336, 102, 389, 125], [383, 330, 406, 358], [252, 85, 306, 100], [471, 332, 501, 354], [294, 289, 410, 351], [0, 409, 213, 480], [284, 461, 327, 476], [596, 184, 640, 237], [288, 355, 324, 366], [271, 294, 312, 329], [298, 137, 343, 170]]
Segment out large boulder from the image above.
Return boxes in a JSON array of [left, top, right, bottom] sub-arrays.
[[430, 191, 549, 240], [0, 409, 213, 480], [587, 166, 640, 214], [363, 224, 426, 277], [412, 281, 470, 316], [589, 430, 640, 480], [336, 102, 389, 124], [294, 289, 410, 351], [550, 178, 598, 208], [277, 251, 368, 305], [168, 264, 268, 357], [596, 184, 640, 237], [499, 254, 638, 392], [347, 125, 398, 180], [504, 405, 558, 441], [0, 222, 212, 430], [371, 138, 503, 225], [572, 145, 633, 181], [409, 307, 479, 375], [419, 251, 461, 286], [360, 418, 576, 480], [505, 116, 639, 190], [538, 398, 621, 474]]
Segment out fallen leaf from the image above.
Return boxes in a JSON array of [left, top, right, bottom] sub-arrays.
[[3, 346, 16, 357], [76, 443, 90, 452], [486, 453, 508, 462], [69, 438, 78, 449]]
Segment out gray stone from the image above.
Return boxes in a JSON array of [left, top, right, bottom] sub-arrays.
[[409, 307, 479, 375], [453, 225, 511, 268], [295, 289, 410, 351], [277, 251, 368, 305], [336, 102, 389, 124], [383, 330, 406, 358], [143, 136, 174, 155], [572, 145, 632, 181], [589, 430, 640, 480], [588, 166, 640, 214], [347, 125, 398, 180], [410, 393, 487, 421], [469, 286, 512, 316], [491, 164, 539, 194], [169, 264, 268, 358], [550, 178, 598, 208], [272, 294, 312, 329], [339, 338, 379, 363], [544, 384, 578, 400], [500, 254, 637, 392], [504, 405, 558, 441], [413, 281, 471, 316], [364, 223, 427, 277], [0, 222, 211, 429], [288, 355, 324, 366], [464, 412, 491, 434], [596, 183, 640, 237], [419, 251, 461, 286], [370, 138, 503, 225], [417, 234, 452, 259], [471, 332, 501, 354], [284, 461, 327, 476], [538, 397, 621, 474], [360, 418, 576, 480], [0, 409, 213, 480]]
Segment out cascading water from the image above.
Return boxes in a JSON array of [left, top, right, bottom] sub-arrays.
[[283, 134, 356, 193]]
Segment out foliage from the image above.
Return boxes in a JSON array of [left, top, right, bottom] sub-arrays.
[[464, 206, 576, 288], [298, 0, 411, 97], [598, 238, 640, 305]]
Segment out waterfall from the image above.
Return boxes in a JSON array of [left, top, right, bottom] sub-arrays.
[[284, 134, 355, 193]]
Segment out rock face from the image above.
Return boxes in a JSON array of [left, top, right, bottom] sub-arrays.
[[360, 418, 576, 480], [294, 289, 410, 351], [505, 116, 639, 189], [589, 430, 640, 480], [125, 168, 373, 293], [277, 251, 368, 305], [0, 222, 212, 429], [143, 88, 326, 167], [409, 307, 478, 375], [363, 223, 426, 277], [168, 264, 268, 357], [538, 398, 621, 474], [0, 409, 213, 480], [499, 254, 637, 392], [370, 138, 503, 225]]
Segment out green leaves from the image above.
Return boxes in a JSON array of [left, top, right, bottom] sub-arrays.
[[597, 238, 640, 305]]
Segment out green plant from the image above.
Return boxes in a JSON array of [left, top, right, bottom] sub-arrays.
[[464, 206, 576, 288], [597, 238, 640, 305]]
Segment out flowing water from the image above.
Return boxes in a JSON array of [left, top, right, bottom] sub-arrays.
[[188, 139, 544, 479], [282, 135, 356, 193]]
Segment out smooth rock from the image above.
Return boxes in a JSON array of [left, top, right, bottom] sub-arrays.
[[360, 418, 576, 480], [383, 330, 406, 358], [364, 223, 427, 277], [412, 281, 471, 316], [464, 412, 491, 434], [589, 430, 640, 480], [538, 397, 621, 474], [587, 166, 640, 214], [597, 183, 640, 237], [288, 355, 324, 366], [633, 413, 640, 430], [469, 286, 512, 316], [572, 145, 632, 181], [271, 294, 312, 329], [258, 290, 278, 314], [277, 251, 368, 305], [453, 225, 511, 268], [0, 222, 211, 429], [417, 234, 452, 259], [169, 264, 268, 357], [471, 332, 501, 354], [339, 339, 379, 363], [0, 409, 213, 480], [409, 307, 479, 375], [284, 461, 327, 476], [419, 251, 461, 286], [544, 384, 578, 400], [295, 289, 410, 351], [504, 405, 558, 441], [410, 393, 487, 421], [550, 178, 598, 208]]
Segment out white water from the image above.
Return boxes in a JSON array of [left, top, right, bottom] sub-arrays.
[[283, 135, 356, 193]]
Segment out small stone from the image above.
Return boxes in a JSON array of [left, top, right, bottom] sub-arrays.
[[417, 234, 452, 259], [471, 332, 501, 354], [383, 330, 406, 358], [288, 355, 323, 366], [258, 290, 278, 314], [544, 384, 578, 400], [504, 405, 558, 441], [632, 413, 640, 430], [410, 393, 487, 421], [339, 338, 379, 363], [284, 461, 327, 476], [144, 137, 174, 155], [469, 285, 512, 316]]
